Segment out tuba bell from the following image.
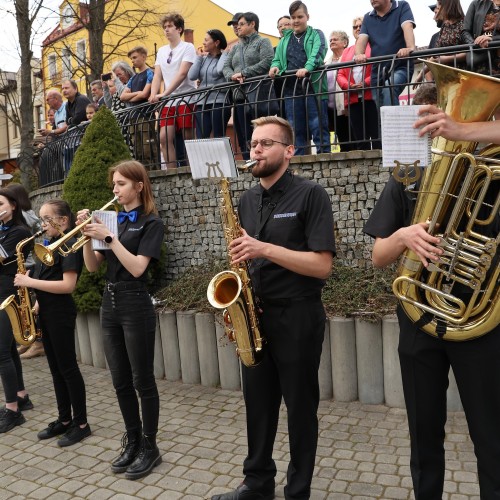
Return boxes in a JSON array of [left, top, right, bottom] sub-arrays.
[[392, 60, 500, 341]]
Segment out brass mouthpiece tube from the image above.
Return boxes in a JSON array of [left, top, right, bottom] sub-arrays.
[[238, 159, 257, 172]]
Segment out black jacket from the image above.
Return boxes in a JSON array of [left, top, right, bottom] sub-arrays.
[[462, 0, 500, 45]]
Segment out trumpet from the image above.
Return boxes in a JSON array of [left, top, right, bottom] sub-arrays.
[[34, 196, 118, 266]]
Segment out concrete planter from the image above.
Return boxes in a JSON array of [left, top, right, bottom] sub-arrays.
[[76, 312, 92, 366], [74, 310, 464, 412], [87, 311, 106, 369]]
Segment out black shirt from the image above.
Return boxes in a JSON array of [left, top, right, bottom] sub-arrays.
[[34, 233, 83, 307], [66, 93, 92, 127], [102, 206, 164, 283], [0, 222, 31, 298], [238, 170, 336, 300]]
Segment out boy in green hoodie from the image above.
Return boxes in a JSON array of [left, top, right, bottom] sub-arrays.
[[270, 1, 330, 155]]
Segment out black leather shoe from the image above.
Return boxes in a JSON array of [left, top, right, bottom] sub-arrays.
[[17, 394, 34, 411], [124, 436, 162, 480], [111, 431, 142, 473], [37, 420, 70, 440], [211, 483, 275, 500], [57, 423, 91, 447]]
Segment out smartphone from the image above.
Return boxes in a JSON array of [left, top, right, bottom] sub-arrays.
[[101, 72, 113, 81]]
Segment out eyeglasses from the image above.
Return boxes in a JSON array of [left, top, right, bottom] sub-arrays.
[[249, 138, 290, 150], [167, 51, 173, 64], [40, 216, 63, 225], [353, 25, 362, 29], [237, 22, 248, 27]]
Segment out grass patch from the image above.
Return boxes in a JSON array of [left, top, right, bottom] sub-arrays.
[[156, 260, 398, 319]]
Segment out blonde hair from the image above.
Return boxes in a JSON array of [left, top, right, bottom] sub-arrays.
[[252, 116, 294, 145]]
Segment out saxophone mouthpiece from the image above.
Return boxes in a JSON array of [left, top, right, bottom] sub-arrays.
[[239, 159, 258, 172]]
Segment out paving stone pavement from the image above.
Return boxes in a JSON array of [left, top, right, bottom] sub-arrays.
[[0, 357, 480, 500]]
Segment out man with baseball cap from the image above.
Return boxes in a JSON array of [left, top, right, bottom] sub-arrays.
[[227, 12, 243, 37]]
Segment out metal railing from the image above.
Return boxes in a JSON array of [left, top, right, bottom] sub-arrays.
[[36, 42, 500, 187]]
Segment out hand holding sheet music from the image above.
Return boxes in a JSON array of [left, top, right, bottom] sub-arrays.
[[381, 105, 433, 169], [91, 210, 118, 251]]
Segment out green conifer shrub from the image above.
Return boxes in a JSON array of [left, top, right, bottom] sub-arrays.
[[63, 107, 131, 312]]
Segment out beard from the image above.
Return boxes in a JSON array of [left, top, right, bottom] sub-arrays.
[[251, 158, 282, 179]]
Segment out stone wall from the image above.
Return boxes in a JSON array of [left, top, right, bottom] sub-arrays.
[[30, 150, 389, 281]]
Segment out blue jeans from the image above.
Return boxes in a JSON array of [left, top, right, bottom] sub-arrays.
[[284, 93, 330, 155], [373, 67, 409, 108], [101, 288, 159, 435]]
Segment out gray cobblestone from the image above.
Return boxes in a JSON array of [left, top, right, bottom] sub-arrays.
[[1, 358, 482, 499]]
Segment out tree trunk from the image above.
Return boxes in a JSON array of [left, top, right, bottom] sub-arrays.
[[87, 0, 106, 85], [15, 0, 35, 189]]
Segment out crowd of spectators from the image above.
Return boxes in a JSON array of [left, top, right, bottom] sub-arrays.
[[38, 0, 500, 174]]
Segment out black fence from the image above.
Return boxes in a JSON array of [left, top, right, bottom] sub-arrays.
[[36, 43, 500, 187]]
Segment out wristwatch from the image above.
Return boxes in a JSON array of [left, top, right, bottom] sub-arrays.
[[104, 233, 115, 244]]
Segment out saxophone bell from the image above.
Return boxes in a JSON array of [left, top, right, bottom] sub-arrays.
[[0, 229, 46, 346]]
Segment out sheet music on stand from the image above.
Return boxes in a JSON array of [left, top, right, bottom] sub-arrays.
[[91, 210, 118, 250], [184, 137, 238, 180], [380, 105, 433, 168]]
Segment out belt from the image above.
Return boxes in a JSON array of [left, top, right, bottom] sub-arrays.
[[257, 294, 321, 307], [106, 281, 147, 293]]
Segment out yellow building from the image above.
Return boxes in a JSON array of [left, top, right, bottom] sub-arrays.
[[41, 0, 279, 101]]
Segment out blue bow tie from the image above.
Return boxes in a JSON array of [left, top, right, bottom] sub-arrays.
[[117, 211, 138, 224], [0, 224, 10, 231]]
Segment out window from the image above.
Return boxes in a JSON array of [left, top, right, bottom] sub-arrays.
[[76, 40, 86, 67], [48, 54, 57, 79], [62, 5, 73, 28], [36, 105, 43, 130], [62, 48, 71, 79]]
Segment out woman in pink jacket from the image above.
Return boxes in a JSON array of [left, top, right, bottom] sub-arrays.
[[337, 17, 381, 150]]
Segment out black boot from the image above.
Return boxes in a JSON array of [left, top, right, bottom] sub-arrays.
[[111, 430, 142, 473], [124, 433, 162, 480]]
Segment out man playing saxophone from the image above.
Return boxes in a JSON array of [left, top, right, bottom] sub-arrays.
[[0, 189, 34, 433], [211, 116, 336, 500], [364, 107, 500, 499]]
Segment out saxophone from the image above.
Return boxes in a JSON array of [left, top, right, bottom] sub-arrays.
[[392, 61, 500, 341], [206, 171, 265, 367], [0, 230, 45, 346]]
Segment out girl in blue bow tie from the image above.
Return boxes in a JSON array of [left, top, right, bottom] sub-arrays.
[[77, 160, 164, 480], [14, 199, 90, 446]]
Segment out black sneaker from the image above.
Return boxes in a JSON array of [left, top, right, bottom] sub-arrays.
[[57, 423, 91, 447], [18, 395, 34, 412], [0, 408, 25, 433], [37, 420, 71, 440]]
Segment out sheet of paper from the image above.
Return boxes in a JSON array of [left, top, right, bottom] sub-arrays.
[[185, 137, 238, 179], [91, 210, 118, 251], [380, 105, 432, 169]]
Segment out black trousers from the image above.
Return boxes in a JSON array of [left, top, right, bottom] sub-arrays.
[[242, 297, 325, 500], [0, 283, 26, 404], [397, 307, 500, 500], [348, 99, 381, 150], [39, 298, 87, 425], [101, 288, 159, 436]]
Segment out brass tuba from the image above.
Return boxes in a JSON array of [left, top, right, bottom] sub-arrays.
[[392, 60, 500, 341], [34, 196, 118, 266], [207, 171, 265, 367], [0, 230, 45, 346]]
